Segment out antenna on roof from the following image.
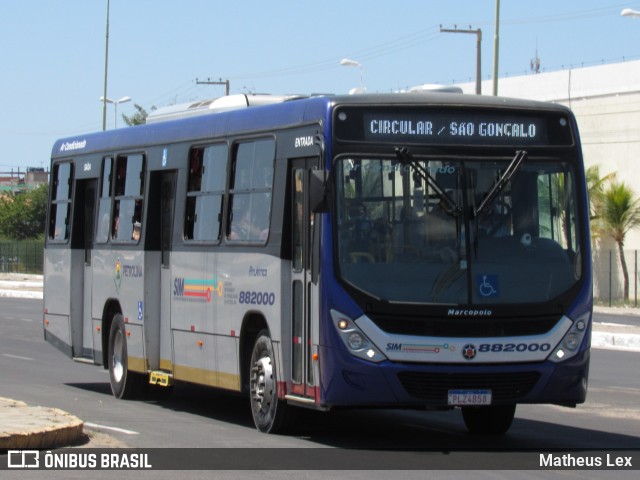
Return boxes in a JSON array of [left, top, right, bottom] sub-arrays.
[[530, 42, 541, 74]]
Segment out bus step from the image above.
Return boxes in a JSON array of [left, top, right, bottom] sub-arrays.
[[284, 395, 327, 410], [73, 357, 96, 365], [149, 371, 172, 387]]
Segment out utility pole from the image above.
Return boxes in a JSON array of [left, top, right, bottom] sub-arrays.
[[493, 0, 501, 96], [102, 0, 110, 131], [440, 25, 482, 94], [195, 78, 230, 96]]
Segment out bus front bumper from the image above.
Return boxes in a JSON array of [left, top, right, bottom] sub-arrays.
[[317, 345, 589, 408]]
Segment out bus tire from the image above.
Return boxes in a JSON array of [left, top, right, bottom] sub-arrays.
[[461, 404, 516, 434], [249, 330, 289, 433], [108, 314, 145, 399]]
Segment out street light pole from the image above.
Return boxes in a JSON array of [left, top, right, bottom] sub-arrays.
[[621, 8, 640, 18], [440, 26, 482, 94], [113, 96, 131, 128], [340, 58, 365, 94], [102, 0, 110, 131], [99, 96, 131, 129], [493, 0, 501, 96]]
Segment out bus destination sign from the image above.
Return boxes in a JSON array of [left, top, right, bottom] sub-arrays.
[[364, 112, 548, 146], [335, 108, 573, 146]]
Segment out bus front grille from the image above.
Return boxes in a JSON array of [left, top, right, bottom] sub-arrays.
[[370, 315, 561, 337], [397, 371, 541, 402]]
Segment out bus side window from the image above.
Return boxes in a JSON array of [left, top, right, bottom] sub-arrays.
[[537, 170, 578, 253], [184, 144, 227, 242], [96, 157, 113, 244], [112, 154, 145, 242], [228, 139, 275, 243], [48, 162, 74, 241]]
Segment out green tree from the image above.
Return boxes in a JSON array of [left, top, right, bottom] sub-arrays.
[[122, 104, 154, 126], [601, 181, 640, 301], [586, 165, 615, 239], [0, 184, 48, 239]]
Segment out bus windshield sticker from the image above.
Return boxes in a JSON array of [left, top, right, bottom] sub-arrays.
[[477, 275, 499, 298]]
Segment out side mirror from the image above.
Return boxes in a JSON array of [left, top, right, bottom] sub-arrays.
[[310, 169, 329, 213]]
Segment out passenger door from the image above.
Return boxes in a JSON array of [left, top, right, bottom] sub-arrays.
[[70, 178, 97, 361], [290, 158, 320, 400], [145, 170, 177, 373]]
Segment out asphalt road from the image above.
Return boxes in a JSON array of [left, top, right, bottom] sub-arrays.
[[1, 298, 639, 479]]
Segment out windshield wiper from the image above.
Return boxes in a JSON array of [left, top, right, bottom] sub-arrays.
[[475, 150, 527, 217], [394, 147, 461, 215]]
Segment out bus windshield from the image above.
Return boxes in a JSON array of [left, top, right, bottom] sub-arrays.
[[335, 154, 582, 305]]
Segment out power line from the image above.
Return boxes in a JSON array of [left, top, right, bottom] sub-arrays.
[[137, 3, 640, 107]]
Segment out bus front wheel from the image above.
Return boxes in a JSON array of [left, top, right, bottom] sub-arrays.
[[461, 405, 516, 434], [249, 330, 290, 433], [108, 314, 145, 399]]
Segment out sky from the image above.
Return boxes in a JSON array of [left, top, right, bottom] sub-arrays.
[[2, 0, 640, 172]]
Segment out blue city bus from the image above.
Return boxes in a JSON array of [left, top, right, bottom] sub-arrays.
[[44, 92, 591, 434]]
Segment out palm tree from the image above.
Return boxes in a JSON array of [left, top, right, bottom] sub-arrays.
[[122, 104, 153, 126], [586, 165, 615, 240], [601, 181, 640, 301]]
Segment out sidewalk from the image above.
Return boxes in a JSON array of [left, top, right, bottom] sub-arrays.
[[0, 272, 43, 299], [0, 274, 639, 451], [592, 304, 640, 351], [0, 398, 84, 450]]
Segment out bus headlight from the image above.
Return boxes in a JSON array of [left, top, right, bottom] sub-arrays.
[[348, 332, 364, 350], [331, 310, 386, 363], [549, 312, 590, 363]]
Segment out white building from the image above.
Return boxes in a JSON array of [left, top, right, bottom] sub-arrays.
[[454, 60, 640, 301]]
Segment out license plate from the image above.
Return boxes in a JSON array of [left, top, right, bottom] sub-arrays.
[[447, 389, 492, 406]]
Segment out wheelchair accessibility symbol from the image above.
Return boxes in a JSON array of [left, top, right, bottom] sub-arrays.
[[478, 275, 499, 298]]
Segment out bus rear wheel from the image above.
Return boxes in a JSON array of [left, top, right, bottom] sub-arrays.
[[108, 314, 145, 399], [249, 330, 290, 433], [461, 405, 516, 434]]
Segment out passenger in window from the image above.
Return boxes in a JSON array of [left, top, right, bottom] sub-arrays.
[[54, 224, 65, 241], [371, 218, 393, 262], [229, 208, 259, 241], [229, 208, 248, 240], [112, 215, 120, 239], [111, 203, 120, 239], [479, 202, 512, 237], [346, 202, 371, 235], [425, 197, 457, 262], [229, 200, 269, 242], [343, 202, 375, 262], [132, 221, 141, 241]]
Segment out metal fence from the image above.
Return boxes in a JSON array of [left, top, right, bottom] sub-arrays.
[[0, 240, 44, 274], [593, 249, 639, 307]]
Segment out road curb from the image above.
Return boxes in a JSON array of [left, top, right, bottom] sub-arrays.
[[591, 330, 640, 352], [0, 398, 84, 450]]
